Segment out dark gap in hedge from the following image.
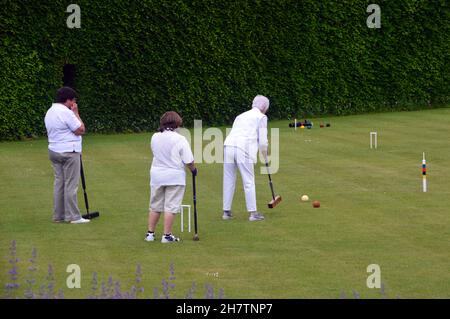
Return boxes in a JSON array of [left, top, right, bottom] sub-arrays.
[[63, 64, 76, 90]]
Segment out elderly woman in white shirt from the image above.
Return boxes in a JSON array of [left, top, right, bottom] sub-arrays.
[[223, 95, 269, 221], [44, 87, 89, 224], [145, 111, 197, 243]]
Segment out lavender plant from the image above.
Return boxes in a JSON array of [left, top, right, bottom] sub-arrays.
[[340, 283, 400, 299], [4, 240, 226, 299], [185, 282, 196, 299], [204, 284, 214, 299], [6, 240, 408, 299], [4, 240, 19, 298], [88, 272, 98, 299], [24, 248, 37, 299]]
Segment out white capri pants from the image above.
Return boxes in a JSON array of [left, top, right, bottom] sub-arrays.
[[223, 146, 257, 212]]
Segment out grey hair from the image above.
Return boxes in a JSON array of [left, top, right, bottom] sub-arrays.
[[252, 95, 270, 113]]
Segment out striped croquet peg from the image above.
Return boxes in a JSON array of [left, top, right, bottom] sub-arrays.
[[422, 152, 427, 192]]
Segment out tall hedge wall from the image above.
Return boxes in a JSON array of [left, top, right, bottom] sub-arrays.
[[1, 0, 449, 140]]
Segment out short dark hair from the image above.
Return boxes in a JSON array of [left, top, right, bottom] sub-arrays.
[[159, 111, 183, 132], [55, 87, 78, 103]]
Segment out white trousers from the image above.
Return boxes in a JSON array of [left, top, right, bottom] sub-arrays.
[[223, 146, 257, 212]]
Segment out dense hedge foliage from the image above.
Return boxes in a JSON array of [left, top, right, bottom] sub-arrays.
[[1, 0, 449, 140]]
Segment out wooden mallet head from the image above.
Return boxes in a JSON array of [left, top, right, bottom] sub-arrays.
[[268, 195, 282, 209]]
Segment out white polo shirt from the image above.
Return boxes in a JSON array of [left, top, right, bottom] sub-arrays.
[[150, 130, 194, 186], [224, 107, 268, 161], [44, 103, 82, 153]]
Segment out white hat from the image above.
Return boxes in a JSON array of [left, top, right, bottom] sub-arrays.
[[252, 95, 270, 113]]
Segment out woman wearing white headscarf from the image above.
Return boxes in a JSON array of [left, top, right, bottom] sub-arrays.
[[222, 95, 269, 221]]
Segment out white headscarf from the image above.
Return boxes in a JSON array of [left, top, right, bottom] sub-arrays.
[[252, 95, 270, 113]]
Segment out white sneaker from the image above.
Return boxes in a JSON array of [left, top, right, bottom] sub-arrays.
[[145, 232, 155, 242], [70, 218, 90, 224], [222, 211, 233, 220], [161, 234, 180, 243], [249, 212, 265, 222]]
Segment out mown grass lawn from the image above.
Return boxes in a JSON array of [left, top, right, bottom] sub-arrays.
[[1, 108, 449, 298]]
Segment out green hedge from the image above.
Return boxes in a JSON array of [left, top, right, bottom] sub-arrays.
[[1, 0, 449, 140]]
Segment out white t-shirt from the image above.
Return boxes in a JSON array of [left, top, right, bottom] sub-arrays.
[[224, 107, 268, 162], [150, 130, 194, 186], [44, 103, 82, 153]]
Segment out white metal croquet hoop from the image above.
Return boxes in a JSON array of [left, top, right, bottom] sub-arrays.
[[180, 204, 191, 232], [370, 132, 378, 149]]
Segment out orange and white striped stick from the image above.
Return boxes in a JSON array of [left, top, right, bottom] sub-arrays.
[[422, 152, 427, 192]]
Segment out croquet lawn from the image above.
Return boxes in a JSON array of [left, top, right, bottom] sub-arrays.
[[1, 107, 449, 298]]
